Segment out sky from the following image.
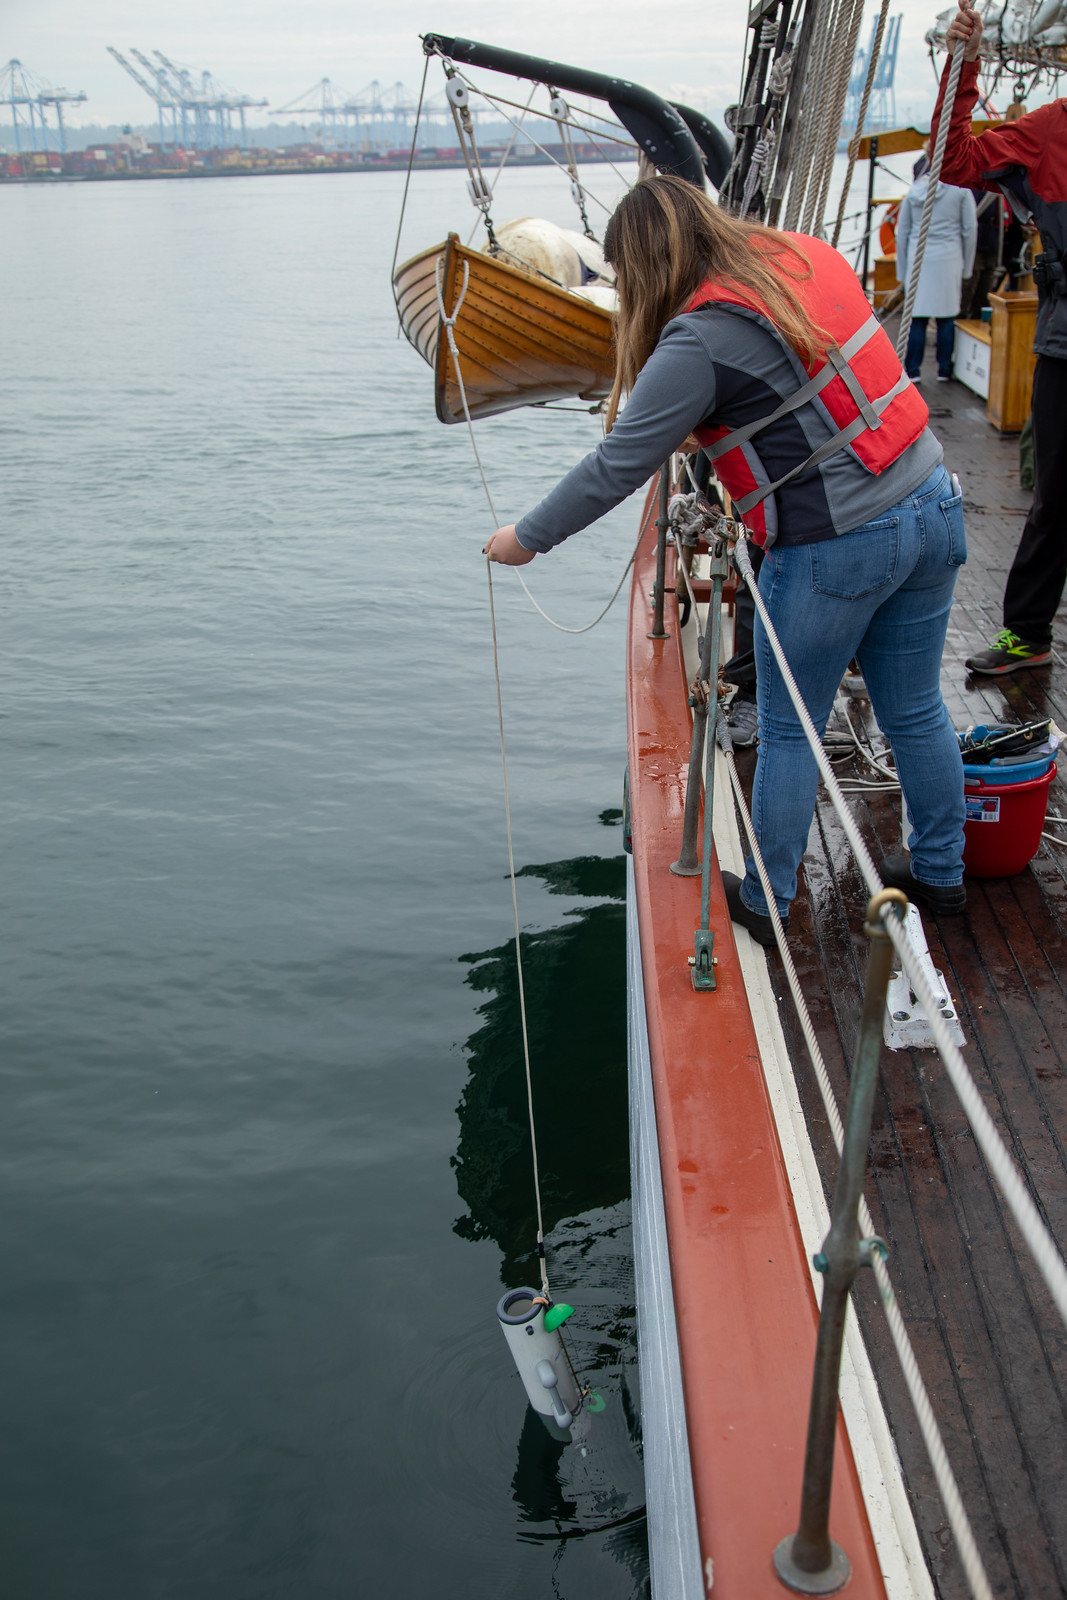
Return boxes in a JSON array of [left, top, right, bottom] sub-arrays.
[[4, 0, 964, 134]]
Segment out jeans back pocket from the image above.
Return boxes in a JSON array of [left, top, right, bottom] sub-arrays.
[[809, 520, 899, 600], [940, 492, 967, 566]]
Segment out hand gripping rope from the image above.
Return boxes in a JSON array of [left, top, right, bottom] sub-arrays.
[[896, 41, 966, 362]]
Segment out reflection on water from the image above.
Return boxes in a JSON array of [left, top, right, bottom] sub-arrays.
[[454, 852, 630, 1285], [454, 848, 648, 1595]]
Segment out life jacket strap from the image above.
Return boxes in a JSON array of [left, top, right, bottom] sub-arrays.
[[732, 369, 913, 517], [702, 315, 883, 462]]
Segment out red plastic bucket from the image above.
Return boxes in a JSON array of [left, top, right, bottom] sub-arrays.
[[963, 761, 1056, 878]]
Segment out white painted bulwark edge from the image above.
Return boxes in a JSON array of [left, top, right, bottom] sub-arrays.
[[626, 855, 705, 1600], [711, 756, 935, 1600]]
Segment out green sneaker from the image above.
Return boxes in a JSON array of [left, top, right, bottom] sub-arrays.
[[965, 629, 1052, 675]]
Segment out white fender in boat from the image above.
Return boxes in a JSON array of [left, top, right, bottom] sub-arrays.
[[494, 217, 613, 290]]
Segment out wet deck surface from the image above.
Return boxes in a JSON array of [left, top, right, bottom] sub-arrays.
[[738, 362, 1067, 1598]]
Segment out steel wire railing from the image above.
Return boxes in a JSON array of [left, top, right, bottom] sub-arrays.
[[683, 523, 1067, 1597], [716, 721, 992, 1600], [731, 530, 1067, 1339]]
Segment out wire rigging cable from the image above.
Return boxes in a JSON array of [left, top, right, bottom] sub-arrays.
[[716, 720, 993, 1600], [465, 82, 539, 247], [390, 55, 431, 291], [732, 532, 1067, 1338], [448, 68, 618, 216]]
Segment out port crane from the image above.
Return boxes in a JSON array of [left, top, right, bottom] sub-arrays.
[[0, 59, 87, 153], [107, 46, 267, 150], [270, 78, 456, 153], [150, 50, 267, 149], [107, 48, 181, 149], [270, 79, 361, 148]]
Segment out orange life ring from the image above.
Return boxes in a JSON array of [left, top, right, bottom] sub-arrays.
[[879, 200, 901, 256]]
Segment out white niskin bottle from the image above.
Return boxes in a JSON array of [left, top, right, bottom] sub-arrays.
[[497, 1287, 582, 1430]]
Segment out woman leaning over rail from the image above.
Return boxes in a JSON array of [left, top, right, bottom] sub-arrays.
[[485, 176, 966, 943]]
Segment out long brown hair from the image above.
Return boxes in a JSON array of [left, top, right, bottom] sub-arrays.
[[602, 175, 829, 429]]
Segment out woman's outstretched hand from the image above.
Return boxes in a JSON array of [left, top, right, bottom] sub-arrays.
[[484, 525, 536, 565], [946, 0, 983, 60]]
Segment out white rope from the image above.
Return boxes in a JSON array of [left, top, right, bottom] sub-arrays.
[[717, 726, 993, 1600], [432, 244, 642, 1305], [433, 254, 638, 634], [485, 549, 550, 1300], [739, 132, 776, 219], [806, 0, 868, 237], [896, 42, 966, 361], [832, 0, 894, 249], [434, 251, 550, 1295], [512, 548, 638, 635], [672, 530, 701, 620], [732, 532, 1067, 1338], [784, 0, 841, 231]]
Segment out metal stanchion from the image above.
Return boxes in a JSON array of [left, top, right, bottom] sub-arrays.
[[773, 888, 908, 1593], [648, 467, 670, 640]]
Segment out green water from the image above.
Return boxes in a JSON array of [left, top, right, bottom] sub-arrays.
[[0, 163, 647, 1596]]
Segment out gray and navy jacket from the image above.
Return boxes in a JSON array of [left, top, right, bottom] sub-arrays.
[[515, 302, 942, 554], [933, 58, 1067, 359]]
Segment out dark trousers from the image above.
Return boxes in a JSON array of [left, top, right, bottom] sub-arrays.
[[905, 316, 956, 379], [723, 542, 765, 694], [1003, 353, 1067, 646], [961, 250, 998, 320]]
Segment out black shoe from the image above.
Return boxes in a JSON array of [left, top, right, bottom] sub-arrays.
[[722, 870, 786, 947], [725, 694, 759, 749], [880, 855, 966, 915], [965, 629, 1052, 675]]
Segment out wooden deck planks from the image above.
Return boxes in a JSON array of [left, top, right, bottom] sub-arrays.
[[731, 366, 1067, 1598]]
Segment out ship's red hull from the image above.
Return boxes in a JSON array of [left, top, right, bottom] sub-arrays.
[[626, 481, 887, 1598]]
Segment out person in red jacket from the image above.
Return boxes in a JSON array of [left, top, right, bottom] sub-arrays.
[[485, 178, 967, 937], [933, 1, 1067, 673]]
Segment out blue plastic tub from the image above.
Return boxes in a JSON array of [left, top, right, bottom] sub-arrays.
[[963, 754, 1053, 786]]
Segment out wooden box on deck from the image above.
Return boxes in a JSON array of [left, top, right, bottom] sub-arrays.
[[986, 289, 1038, 432], [873, 255, 899, 309], [954, 318, 991, 399]]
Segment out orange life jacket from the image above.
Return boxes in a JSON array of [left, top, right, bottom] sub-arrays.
[[686, 234, 928, 539]]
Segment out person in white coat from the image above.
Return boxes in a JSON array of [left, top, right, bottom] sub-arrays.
[[897, 174, 977, 380]]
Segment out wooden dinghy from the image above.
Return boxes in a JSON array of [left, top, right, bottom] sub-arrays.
[[392, 232, 615, 425]]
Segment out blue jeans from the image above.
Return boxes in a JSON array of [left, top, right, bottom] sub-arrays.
[[905, 316, 956, 379], [741, 466, 966, 918]]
